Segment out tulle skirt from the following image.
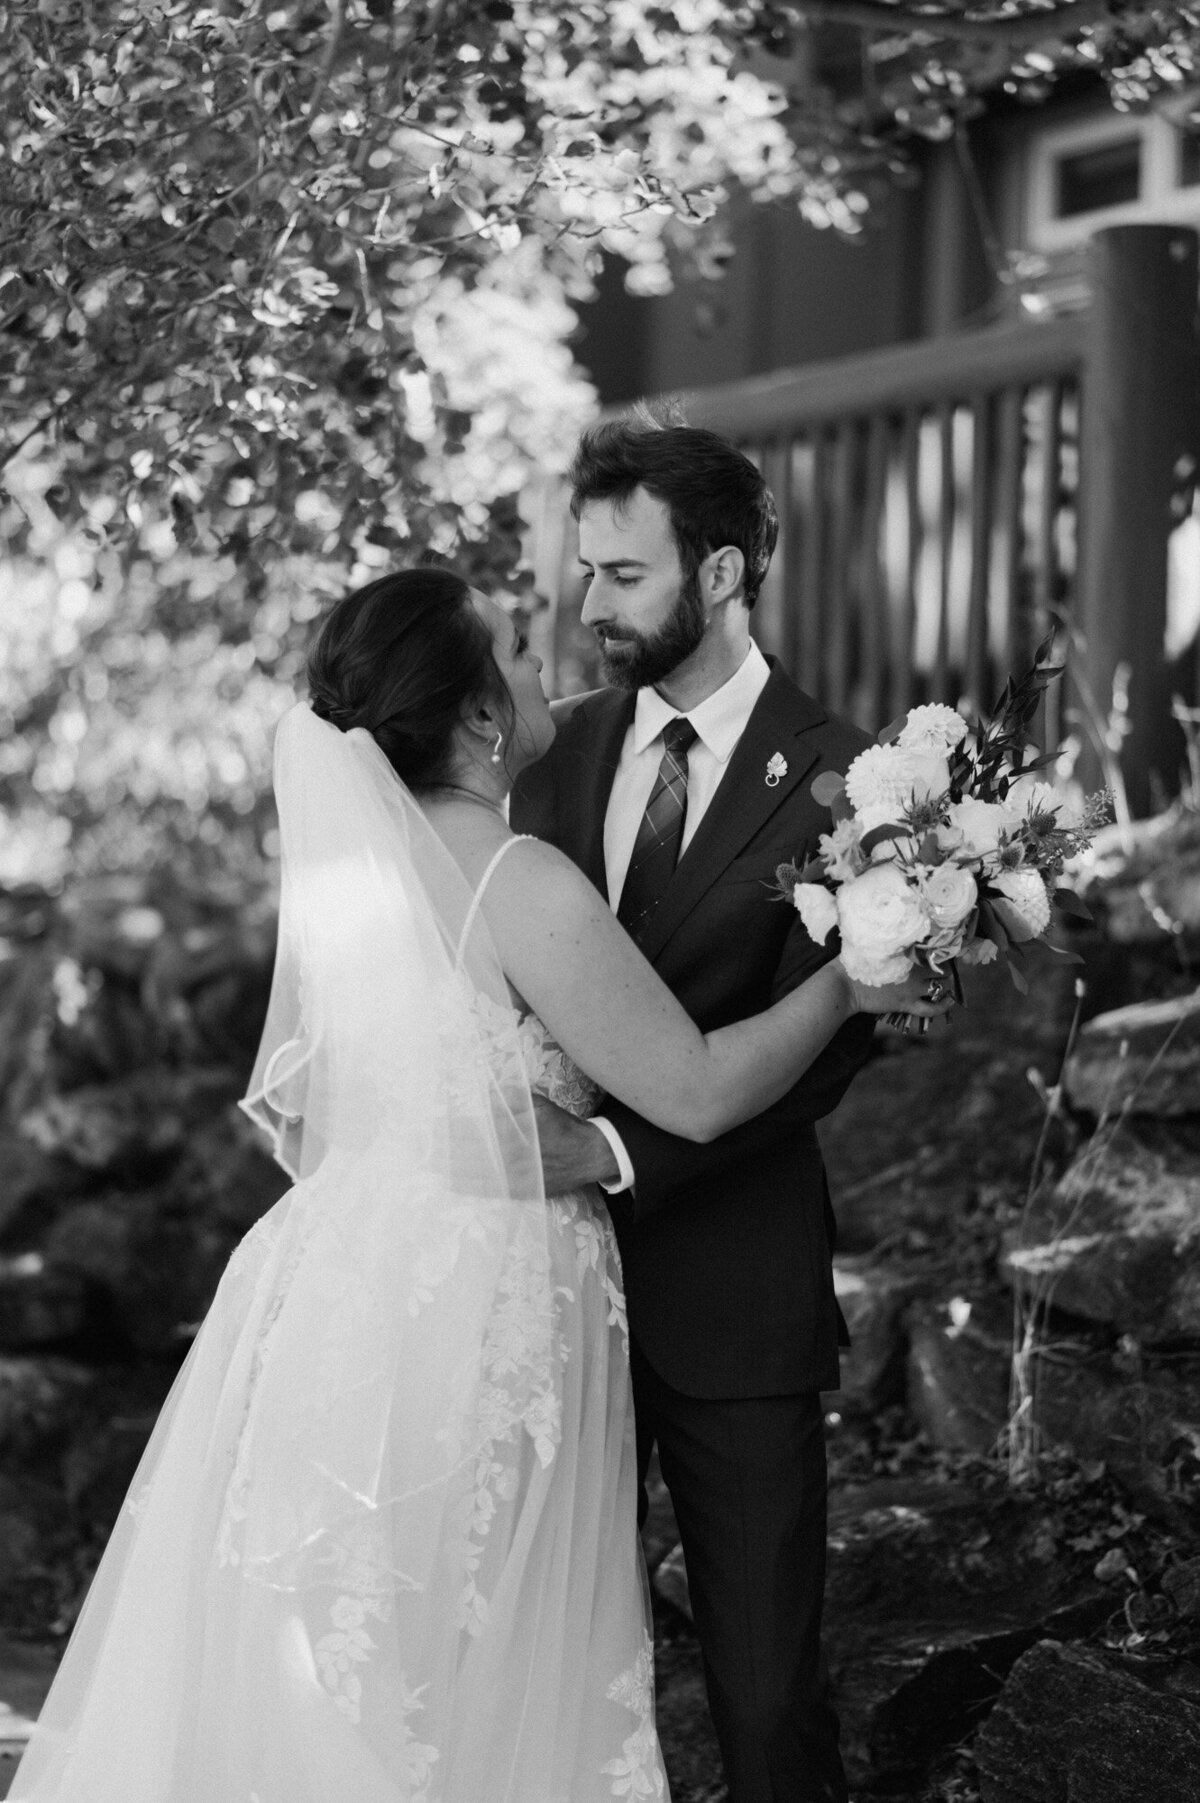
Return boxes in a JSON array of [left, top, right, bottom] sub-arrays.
[[11, 1160, 667, 1801]]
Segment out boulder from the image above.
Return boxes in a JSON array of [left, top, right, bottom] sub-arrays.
[[1064, 989, 1200, 1118], [975, 1638, 1200, 1803], [1004, 1127, 1200, 1342], [1081, 809, 1200, 949], [1032, 1345, 1200, 1518], [827, 1257, 933, 1413], [905, 1292, 1012, 1456], [823, 1477, 1110, 1791], [824, 955, 1078, 1252]]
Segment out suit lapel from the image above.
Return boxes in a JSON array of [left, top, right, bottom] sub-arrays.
[[555, 689, 636, 899], [635, 665, 828, 965]]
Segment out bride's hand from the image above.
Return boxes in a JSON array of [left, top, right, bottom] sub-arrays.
[[833, 959, 956, 1021]]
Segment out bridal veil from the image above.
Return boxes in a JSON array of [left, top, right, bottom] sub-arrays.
[[13, 705, 658, 1801]]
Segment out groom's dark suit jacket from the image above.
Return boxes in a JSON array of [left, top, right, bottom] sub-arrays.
[[512, 660, 876, 1400]]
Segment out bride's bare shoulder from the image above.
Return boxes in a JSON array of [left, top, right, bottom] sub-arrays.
[[490, 833, 605, 918]]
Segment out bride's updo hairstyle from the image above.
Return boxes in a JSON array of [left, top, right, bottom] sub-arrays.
[[307, 568, 514, 789]]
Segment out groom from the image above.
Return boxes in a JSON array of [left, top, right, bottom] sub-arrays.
[[511, 421, 876, 1803]]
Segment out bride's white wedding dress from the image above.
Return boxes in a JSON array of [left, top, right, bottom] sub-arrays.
[[12, 710, 668, 1802]]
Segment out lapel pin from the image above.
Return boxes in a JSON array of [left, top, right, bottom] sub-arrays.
[[765, 752, 788, 787]]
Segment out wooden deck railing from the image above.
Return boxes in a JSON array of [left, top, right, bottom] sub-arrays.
[[532, 225, 1200, 815]]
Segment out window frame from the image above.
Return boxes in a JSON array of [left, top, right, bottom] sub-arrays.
[[1026, 108, 1200, 250]]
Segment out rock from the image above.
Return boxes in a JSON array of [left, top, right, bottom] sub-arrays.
[[828, 1257, 932, 1413], [1004, 1127, 1200, 1341], [1031, 1344, 1200, 1517], [1081, 809, 1200, 949], [905, 1292, 1012, 1456], [823, 1478, 1110, 1791], [824, 956, 1079, 1252], [1064, 989, 1200, 1118], [0, 1255, 87, 1350], [975, 1638, 1200, 1803]]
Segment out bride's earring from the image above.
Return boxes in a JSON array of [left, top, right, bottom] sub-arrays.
[[490, 729, 504, 765]]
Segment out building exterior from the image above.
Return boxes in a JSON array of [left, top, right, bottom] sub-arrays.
[[539, 73, 1200, 815]]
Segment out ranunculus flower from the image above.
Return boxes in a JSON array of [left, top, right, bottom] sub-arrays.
[[943, 797, 1017, 861], [792, 882, 839, 946], [844, 743, 950, 815], [836, 864, 930, 985], [896, 703, 969, 754], [919, 862, 977, 931], [990, 868, 1051, 941]]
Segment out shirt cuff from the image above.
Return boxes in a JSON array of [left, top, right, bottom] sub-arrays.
[[589, 1115, 636, 1195]]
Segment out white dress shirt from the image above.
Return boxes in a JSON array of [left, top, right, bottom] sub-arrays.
[[591, 641, 772, 1193]]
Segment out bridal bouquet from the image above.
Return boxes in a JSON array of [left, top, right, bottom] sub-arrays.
[[779, 637, 1109, 1000]]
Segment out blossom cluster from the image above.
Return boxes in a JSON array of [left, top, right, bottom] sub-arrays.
[[786, 702, 1107, 991]]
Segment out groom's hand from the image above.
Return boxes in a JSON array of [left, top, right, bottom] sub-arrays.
[[532, 1095, 620, 1193]]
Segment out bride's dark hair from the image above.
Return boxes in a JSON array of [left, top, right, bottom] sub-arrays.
[[307, 568, 514, 788]]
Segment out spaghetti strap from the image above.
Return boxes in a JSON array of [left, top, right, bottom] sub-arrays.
[[457, 833, 535, 961]]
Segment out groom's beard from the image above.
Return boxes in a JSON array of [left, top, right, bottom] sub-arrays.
[[595, 572, 707, 691]]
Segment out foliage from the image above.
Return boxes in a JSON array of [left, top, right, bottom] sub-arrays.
[[2, 1, 1199, 880]]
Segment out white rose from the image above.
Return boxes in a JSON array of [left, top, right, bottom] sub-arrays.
[[896, 703, 969, 753], [843, 743, 950, 815], [990, 868, 1051, 942], [919, 862, 977, 931], [944, 797, 1018, 861], [836, 864, 930, 985], [792, 882, 839, 946]]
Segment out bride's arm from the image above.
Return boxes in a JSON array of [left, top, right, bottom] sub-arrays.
[[480, 837, 944, 1144]]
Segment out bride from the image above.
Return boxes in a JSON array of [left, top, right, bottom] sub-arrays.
[[12, 567, 945, 1801]]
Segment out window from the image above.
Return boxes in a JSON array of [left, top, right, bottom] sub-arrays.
[[1056, 137, 1141, 216], [1026, 107, 1200, 249]]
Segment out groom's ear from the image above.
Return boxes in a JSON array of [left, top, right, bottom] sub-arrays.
[[703, 544, 746, 608]]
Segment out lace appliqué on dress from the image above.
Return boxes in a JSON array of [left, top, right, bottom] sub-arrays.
[[602, 1631, 665, 1799]]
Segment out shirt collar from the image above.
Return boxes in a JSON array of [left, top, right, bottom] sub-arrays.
[[632, 641, 771, 762]]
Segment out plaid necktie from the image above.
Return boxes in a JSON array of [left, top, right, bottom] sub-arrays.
[[616, 716, 698, 943]]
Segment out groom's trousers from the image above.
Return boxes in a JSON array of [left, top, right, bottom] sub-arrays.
[[631, 1339, 847, 1803]]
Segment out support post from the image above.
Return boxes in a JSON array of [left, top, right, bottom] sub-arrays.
[[1076, 224, 1200, 816]]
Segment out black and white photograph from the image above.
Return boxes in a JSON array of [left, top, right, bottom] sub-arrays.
[[2, 4, 1200, 1799]]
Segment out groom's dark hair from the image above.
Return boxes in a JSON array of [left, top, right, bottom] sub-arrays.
[[307, 567, 514, 789], [568, 420, 778, 610]]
